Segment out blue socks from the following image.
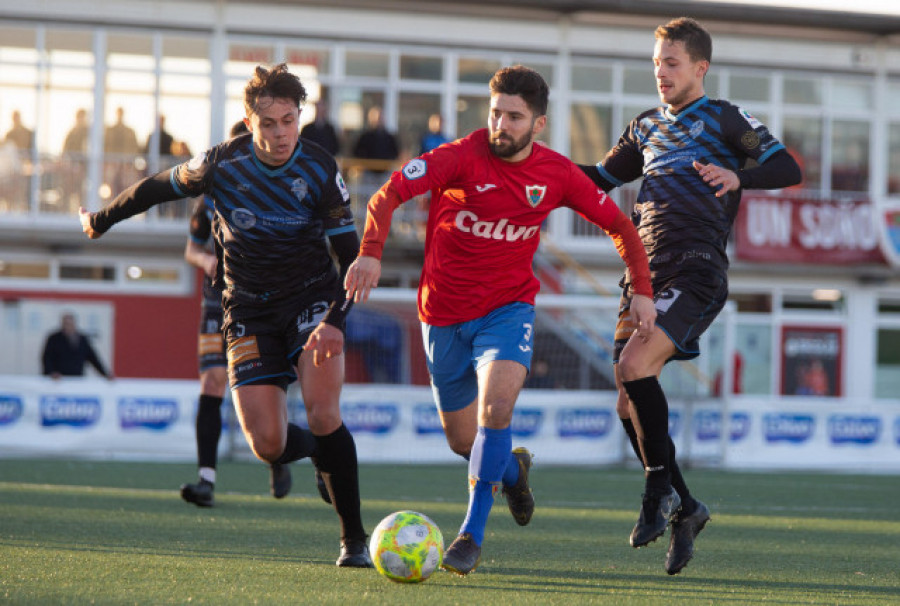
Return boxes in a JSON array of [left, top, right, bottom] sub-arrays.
[[460, 426, 512, 545]]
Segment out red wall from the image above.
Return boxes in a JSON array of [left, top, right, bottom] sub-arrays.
[[2, 271, 203, 379]]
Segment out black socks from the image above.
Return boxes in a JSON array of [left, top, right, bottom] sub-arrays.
[[622, 376, 672, 495], [196, 394, 223, 469], [275, 423, 319, 464], [315, 423, 366, 542]]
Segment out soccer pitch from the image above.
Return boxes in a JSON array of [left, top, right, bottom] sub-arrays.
[[1, 459, 898, 605]]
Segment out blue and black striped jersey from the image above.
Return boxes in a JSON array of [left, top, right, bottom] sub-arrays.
[[597, 96, 786, 280], [173, 133, 356, 300]]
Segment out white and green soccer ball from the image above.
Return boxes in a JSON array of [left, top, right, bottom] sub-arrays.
[[369, 510, 444, 583]]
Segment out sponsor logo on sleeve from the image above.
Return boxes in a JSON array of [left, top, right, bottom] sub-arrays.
[[336, 171, 350, 201], [40, 396, 101, 428], [764, 413, 814, 443], [739, 107, 762, 129], [118, 398, 179, 431], [556, 408, 612, 438], [0, 394, 23, 426], [828, 415, 880, 445], [402, 159, 427, 180], [342, 403, 400, 434]]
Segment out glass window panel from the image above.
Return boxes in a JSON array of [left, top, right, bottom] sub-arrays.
[[511, 61, 553, 87], [784, 76, 822, 105], [0, 260, 50, 279], [226, 44, 273, 78], [783, 116, 822, 191], [346, 51, 388, 79], [125, 265, 180, 283], [704, 72, 720, 98], [400, 55, 442, 81], [889, 80, 900, 114], [0, 25, 36, 53], [569, 102, 611, 165], [571, 63, 611, 92], [0, 64, 37, 87], [397, 92, 442, 157], [832, 78, 872, 110], [458, 57, 500, 85], [162, 35, 208, 68], [46, 29, 93, 55], [831, 119, 869, 193], [875, 328, 900, 398], [286, 46, 330, 75], [623, 65, 656, 95], [707, 322, 772, 396], [730, 74, 769, 102], [107, 34, 154, 70], [889, 123, 900, 195], [456, 95, 489, 138], [59, 263, 115, 281]]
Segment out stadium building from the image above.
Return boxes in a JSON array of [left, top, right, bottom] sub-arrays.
[[1, 0, 899, 468]]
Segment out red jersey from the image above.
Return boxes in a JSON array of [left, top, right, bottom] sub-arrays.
[[361, 129, 651, 326]]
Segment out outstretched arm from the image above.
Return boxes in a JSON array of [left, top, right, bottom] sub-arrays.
[[79, 169, 181, 238]]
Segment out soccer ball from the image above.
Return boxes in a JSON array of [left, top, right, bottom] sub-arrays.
[[369, 510, 444, 583]]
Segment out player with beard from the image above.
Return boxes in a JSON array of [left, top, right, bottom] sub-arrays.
[[344, 65, 656, 575], [80, 64, 372, 568], [579, 18, 801, 575]]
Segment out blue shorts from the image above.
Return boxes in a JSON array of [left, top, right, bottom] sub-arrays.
[[422, 302, 535, 413]]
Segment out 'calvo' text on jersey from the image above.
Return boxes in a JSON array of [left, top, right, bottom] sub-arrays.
[[455, 209, 540, 242]]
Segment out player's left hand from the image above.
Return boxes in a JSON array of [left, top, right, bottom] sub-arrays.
[[693, 161, 740, 198], [630, 294, 657, 341], [79, 207, 101, 239], [304, 322, 344, 367]]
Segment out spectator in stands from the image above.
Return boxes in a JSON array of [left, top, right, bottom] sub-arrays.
[[300, 99, 340, 156], [419, 113, 451, 155], [352, 106, 398, 163], [41, 312, 112, 379], [144, 114, 175, 157], [4, 110, 33, 150]]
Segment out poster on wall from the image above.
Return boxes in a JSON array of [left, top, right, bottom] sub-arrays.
[[780, 326, 843, 397]]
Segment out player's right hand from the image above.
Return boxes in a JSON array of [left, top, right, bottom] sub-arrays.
[[79, 207, 101, 239], [344, 255, 381, 303]]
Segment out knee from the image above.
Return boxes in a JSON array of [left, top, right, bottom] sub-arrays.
[[445, 434, 472, 459], [244, 427, 285, 463], [615, 391, 631, 418], [617, 351, 649, 383], [304, 403, 341, 436]]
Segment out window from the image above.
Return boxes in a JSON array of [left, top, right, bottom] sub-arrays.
[[346, 50, 388, 78], [400, 55, 442, 81], [570, 63, 612, 92], [458, 57, 500, 85], [875, 328, 900, 398], [569, 102, 611, 166], [831, 119, 869, 193]]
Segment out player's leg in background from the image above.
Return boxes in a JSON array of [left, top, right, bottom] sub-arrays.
[[296, 350, 372, 568]]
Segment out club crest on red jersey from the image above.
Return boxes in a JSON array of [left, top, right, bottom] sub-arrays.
[[525, 184, 547, 207]]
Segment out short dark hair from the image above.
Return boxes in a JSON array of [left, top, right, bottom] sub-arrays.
[[229, 120, 248, 138], [489, 65, 549, 117], [655, 17, 712, 64], [244, 63, 307, 116]]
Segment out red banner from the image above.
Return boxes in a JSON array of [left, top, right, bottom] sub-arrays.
[[734, 195, 886, 265]]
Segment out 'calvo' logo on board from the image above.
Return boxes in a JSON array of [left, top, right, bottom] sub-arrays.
[[40, 396, 101, 428], [118, 398, 179, 431], [0, 394, 24, 426], [828, 415, 880, 445], [764, 413, 814, 443]]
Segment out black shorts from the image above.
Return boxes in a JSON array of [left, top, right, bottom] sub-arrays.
[[614, 271, 727, 363], [197, 304, 226, 372], [222, 289, 339, 389]]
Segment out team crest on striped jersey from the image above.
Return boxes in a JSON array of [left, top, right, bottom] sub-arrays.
[[291, 178, 309, 202], [525, 184, 547, 207]]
